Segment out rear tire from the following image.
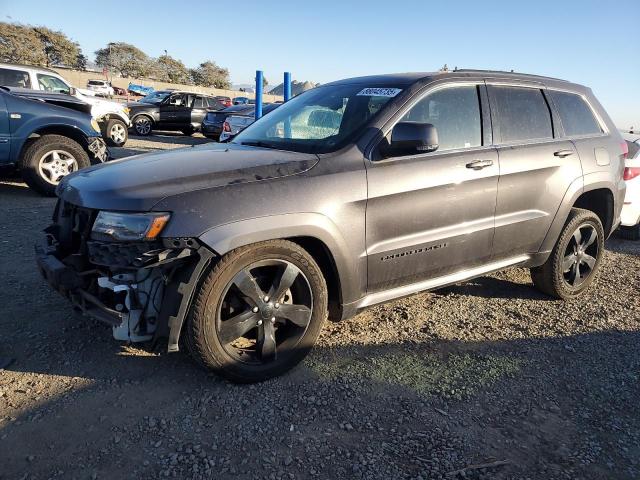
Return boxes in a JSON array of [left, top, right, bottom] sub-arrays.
[[181, 127, 195, 136], [185, 240, 328, 383], [530, 208, 604, 300], [618, 225, 640, 241], [103, 118, 128, 147], [20, 134, 90, 196]]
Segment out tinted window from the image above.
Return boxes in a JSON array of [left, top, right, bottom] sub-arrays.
[[549, 91, 602, 137], [401, 85, 481, 151], [491, 86, 553, 142], [0, 68, 31, 88]]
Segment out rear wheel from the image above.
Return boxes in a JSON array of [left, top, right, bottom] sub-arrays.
[[103, 118, 128, 147], [530, 208, 604, 299], [185, 240, 328, 383], [181, 127, 195, 136], [20, 134, 90, 196], [132, 115, 153, 136]]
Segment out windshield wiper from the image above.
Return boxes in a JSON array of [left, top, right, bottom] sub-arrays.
[[239, 141, 281, 150]]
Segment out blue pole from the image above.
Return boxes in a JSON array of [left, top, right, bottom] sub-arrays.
[[283, 72, 292, 138], [255, 70, 263, 121], [284, 71, 291, 102]]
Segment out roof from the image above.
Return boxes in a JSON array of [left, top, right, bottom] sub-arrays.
[[323, 69, 575, 88], [0, 62, 61, 75]]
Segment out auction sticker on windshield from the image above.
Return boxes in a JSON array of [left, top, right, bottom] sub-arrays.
[[357, 88, 402, 97]]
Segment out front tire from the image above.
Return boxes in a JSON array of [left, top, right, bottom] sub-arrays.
[[530, 208, 604, 300], [20, 134, 90, 196], [185, 240, 328, 383], [132, 115, 153, 136], [103, 118, 128, 147]]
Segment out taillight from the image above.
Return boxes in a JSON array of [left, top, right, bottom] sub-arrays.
[[223, 121, 231, 132], [621, 141, 629, 159], [624, 167, 640, 181]]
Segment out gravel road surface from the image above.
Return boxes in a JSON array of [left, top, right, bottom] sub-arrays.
[[1, 134, 639, 480]]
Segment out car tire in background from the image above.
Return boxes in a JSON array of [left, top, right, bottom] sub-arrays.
[[530, 208, 605, 300], [181, 127, 195, 136], [132, 115, 153, 136], [185, 239, 328, 383], [20, 134, 90, 196], [619, 225, 640, 241], [103, 118, 128, 147]]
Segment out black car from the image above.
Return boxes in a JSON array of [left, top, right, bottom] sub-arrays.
[[128, 90, 225, 136], [200, 104, 255, 141]]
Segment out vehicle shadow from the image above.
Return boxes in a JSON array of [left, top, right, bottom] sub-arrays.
[[2, 325, 639, 480], [0, 179, 47, 199], [432, 273, 552, 301], [128, 131, 213, 146]]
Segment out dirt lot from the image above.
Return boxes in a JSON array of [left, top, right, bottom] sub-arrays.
[[1, 134, 639, 480]]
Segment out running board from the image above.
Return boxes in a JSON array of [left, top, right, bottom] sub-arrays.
[[356, 255, 530, 309]]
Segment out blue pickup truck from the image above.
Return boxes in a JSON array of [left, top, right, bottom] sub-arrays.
[[0, 87, 108, 195]]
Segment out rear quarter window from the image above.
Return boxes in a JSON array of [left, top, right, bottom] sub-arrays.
[[548, 91, 602, 137], [490, 86, 553, 143]]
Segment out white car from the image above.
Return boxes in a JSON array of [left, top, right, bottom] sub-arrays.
[[0, 63, 131, 146], [86, 79, 115, 98], [621, 131, 640, 240]]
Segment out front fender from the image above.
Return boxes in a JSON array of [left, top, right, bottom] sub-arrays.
[[198, 212, 365, 309]]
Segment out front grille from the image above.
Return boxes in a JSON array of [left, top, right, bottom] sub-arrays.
[[55, 200, 97, 256]]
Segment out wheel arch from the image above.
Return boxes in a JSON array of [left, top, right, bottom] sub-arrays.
[[17, 125, 89, 165], [198, 213, 362, 320]]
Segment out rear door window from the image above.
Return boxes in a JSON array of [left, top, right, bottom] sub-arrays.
[[490, 86, 553, 143], [192, 96, 205, 108], [0, 68, 31, 88], [401, 85, 482, 151], [548, 91, 602, 137]]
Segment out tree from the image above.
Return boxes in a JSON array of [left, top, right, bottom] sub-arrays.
[[190, 61, 231, 89], [95, 42, 151, 78], [156, 54, 190, 84], [0, 22, 47, 65], [32, 26, 81, 67], [75, 53, 88, 71], [263, 76, 269, 88]]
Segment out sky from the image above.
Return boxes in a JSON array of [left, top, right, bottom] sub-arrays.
[[1, 0, 639, 128]]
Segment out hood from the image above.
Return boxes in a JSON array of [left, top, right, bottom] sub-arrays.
[[76, 88, 97, 97], [57, 142, 319, 211]]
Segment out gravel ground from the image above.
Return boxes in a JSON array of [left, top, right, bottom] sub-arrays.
[[1, 134, 639, 480]]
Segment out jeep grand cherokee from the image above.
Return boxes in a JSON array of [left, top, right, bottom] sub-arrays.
[[36, 70, 626, 383]]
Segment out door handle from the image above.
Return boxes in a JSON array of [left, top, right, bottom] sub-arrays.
[[466, 159, 494, 170], [554, 149, 574, 158]]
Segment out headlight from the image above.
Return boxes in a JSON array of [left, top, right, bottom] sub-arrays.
[[90, 118, 101, 133], [92, 211, 171, 242]]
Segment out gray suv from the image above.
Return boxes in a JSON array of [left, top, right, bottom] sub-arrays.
[[36, 70, 626, 383]]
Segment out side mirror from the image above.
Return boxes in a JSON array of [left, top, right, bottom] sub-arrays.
[[389, 122, 439, 155], [68, 87, 77, 96]]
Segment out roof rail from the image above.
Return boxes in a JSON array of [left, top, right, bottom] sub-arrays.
[[449, 68, 569, 83]]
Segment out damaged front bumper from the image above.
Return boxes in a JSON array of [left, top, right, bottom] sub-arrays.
[[87, 137, 109, 163], [35, 208, 214, 351]]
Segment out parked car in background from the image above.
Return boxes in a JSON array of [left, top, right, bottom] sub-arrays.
[[86, 79, 114, 97], [215, 96, 232, 108], [200, 104, 254, 140], [128, 91, 222, 136], [0, 87, 107, 195], [620, 131, 640, 239], [0, 63, 131, 147], [219, 103, 280, 141], [36, 70, 624, 383], [233, 96, 252, 105]]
